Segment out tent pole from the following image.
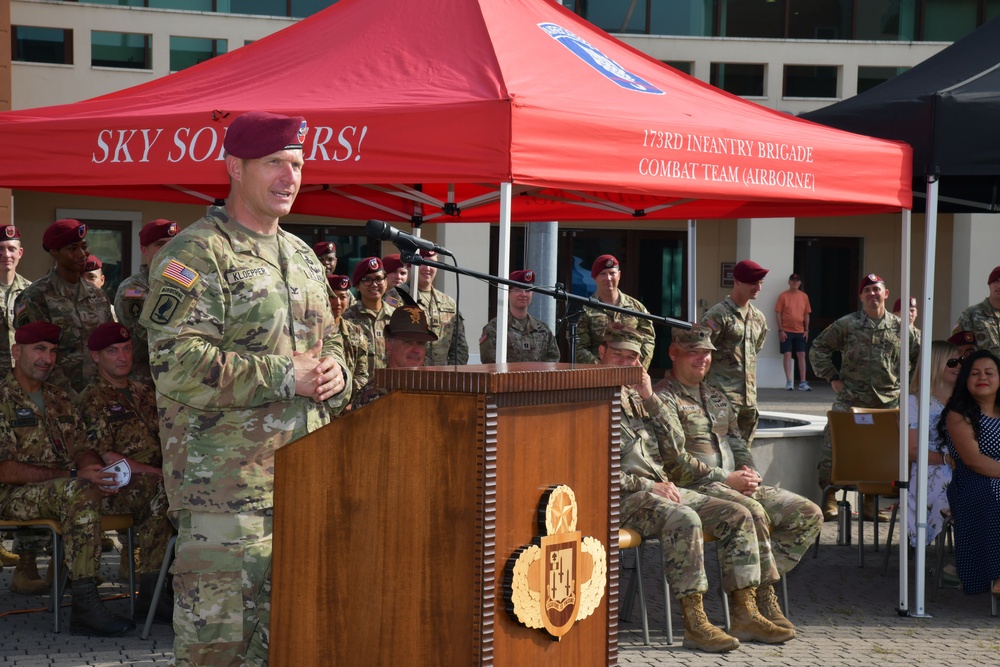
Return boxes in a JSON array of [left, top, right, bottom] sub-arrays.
[[913, 177, 939, 617], [898, 208, 911, 616], [687, 220, 697, 322], [496, 182, 512, 363]]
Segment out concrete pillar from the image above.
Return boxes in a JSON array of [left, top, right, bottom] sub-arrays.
[[524, 221, 558, 330], [950, 213, 1000, 328], [736, 217, 795, 389], [434, 223, 490, 364]]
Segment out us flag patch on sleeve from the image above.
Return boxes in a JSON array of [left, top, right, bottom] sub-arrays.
[[162, 260, 199, 289]]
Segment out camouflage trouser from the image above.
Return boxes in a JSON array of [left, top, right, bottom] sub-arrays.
[[819, 395, 898, 486], [622, 486, 760, 597], [171, 509, 272, 667], [734, 404, 759, 446], [694, 482, 822, 582], [0, 474, 172, 579]]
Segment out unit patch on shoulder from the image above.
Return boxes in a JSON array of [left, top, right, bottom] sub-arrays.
[[149, 294, 180, 325], [162, 260, 199, 289]]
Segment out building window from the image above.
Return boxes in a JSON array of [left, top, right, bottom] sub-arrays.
[[857, 66, 908, 94], [12, 26, 73, 65], [783, 65, 838, 98], [92, 31, 152, 69], [718, 0, 786, 38], [924, 0, 978, 41], [170, 36, 227, 71], [788, 0, 852, 39], [215, 0, 288, 16], [291, 0, 336, 18], [663, 61, 693, 75], [710, 63, 765, 97], [149, 0, 215, 9], [854, 0, 917, 40]]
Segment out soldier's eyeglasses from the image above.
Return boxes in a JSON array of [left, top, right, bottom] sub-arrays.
[[946, 358, 962, 368], [360, 275, 386, 285]]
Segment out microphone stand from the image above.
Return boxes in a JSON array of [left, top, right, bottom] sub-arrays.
[[400, 249, 692, 363]]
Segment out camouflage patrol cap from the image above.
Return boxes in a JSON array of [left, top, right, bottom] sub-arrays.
[[671, 325, 716, 351], [603, 323, 643, 353], [385, 305, 438, 342], [224, 111, 308, 159], [15, 321, 61, 345]]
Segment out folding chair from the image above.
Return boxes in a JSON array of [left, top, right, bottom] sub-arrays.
[[140, 533, 176, 639], [827, 408, 902, 569], [0, 515, 135, 633]]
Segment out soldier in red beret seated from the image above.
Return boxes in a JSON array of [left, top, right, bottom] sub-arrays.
[[0, 321, 172, 636]]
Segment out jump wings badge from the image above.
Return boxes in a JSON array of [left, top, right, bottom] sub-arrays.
[[505, 485, 607, 639]]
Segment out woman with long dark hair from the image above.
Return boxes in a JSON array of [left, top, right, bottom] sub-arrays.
[[941, 349, 1000, 595]]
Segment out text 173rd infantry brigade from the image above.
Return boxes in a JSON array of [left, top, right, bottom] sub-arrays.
[[638, 129, 816, 191]]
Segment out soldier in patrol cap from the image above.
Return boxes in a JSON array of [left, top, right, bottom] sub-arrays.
[[138, 110, 350, 666], [328, 274, 369, 402], [344, 257, 395, 373], [479, 269, 560, 364], [14, 218, 114, 397], [955, 265, 1000, 358], [603, 323, 785, 650], [352, 305, 437, 410], [948, 330, 977, 358], [810, 273, 919, 520], [702, 260, 770, 444], [653, 324, 820, 641], [575, 254, 656, 369], [0, 321, 172, 636], [114, 218, 179, 385]]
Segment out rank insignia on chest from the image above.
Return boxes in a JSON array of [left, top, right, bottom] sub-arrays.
[[522, 342, 531, 350]]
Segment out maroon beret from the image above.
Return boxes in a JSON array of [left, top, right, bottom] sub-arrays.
[[591, 254, 619, 279], [988, 266, 1000, 285], [948, 330, 976, 347], [893, 297, 917, 312], [42, 219, 87, 252], [510, 269, 535, 285], [328, 274, 351, 291], [418, 248, 438, 259], [0, 224, 20, 240], [15, 321, 61, 345], [84, 256, 103, 272], [859, 273, 885, 294], [733, 260, 769, 284], [382, 254, 407, 274], [139, 219, 179, 246], [88, 322, 131, 351], [224, 111, 308, 159], [313, 241, 336, 258], [352, 257, 384, 287]]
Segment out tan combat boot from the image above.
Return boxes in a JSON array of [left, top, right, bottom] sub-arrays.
[[821, 487, 838, 522], [679, 593, 740, 653], [756, 583, 795, 630], [10, 551, 51, 596], [0, 544, 20, 567], [728, 587, 795, 643]]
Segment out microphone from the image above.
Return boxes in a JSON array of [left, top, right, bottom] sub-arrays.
[[364, 220, 453, 257]]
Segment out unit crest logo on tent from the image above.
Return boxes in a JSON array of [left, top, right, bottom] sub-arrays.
[[538, 23, 664, 95]]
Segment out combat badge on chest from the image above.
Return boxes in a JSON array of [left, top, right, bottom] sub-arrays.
[[505, 484, 607, 639]]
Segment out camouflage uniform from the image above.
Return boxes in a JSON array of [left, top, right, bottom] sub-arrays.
[[0, 373, 171, 579], [344, 300, 394, 372], [337, 316, 370, 401], [418, 287, 468, 366], [13, 268, 114, 396], [809, 310, 920, 485], [114, 266, 154, 385], [701, 297, 768, 443], [479, 313, 560, 363], [956, 298, 1000, 358], [0, 273, 30, 376], [620, 385, 762, 595], [77, 374, 162, 467], [654, 372, 822, 581], [138, 206, 350, 667], [351, 379, 388, 411], [575, 291, 656, 369]]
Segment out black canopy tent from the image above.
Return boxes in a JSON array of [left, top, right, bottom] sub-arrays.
[[803, 17, 1000, 617]]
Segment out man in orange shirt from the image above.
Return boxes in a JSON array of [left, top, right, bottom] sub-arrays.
[[774, 274, 812, 391]]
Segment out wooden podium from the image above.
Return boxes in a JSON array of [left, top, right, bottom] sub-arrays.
[[271, 363, 640, 666]]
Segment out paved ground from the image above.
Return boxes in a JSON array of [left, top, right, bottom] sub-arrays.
[[4, 383, 996, 665]]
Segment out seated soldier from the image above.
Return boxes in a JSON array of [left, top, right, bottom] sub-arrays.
[[0, 322, 172, 636], [328, 274, 370, 402], [602, 324, 789, 650], [76, 322, 175, 619], [653, 325, 822, 636], [352, 305, 437, 410]]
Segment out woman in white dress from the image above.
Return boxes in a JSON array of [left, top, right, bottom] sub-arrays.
[[907, 340, 961, 547]]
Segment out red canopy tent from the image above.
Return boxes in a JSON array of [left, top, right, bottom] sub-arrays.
[[0, 0, 911, 222]]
